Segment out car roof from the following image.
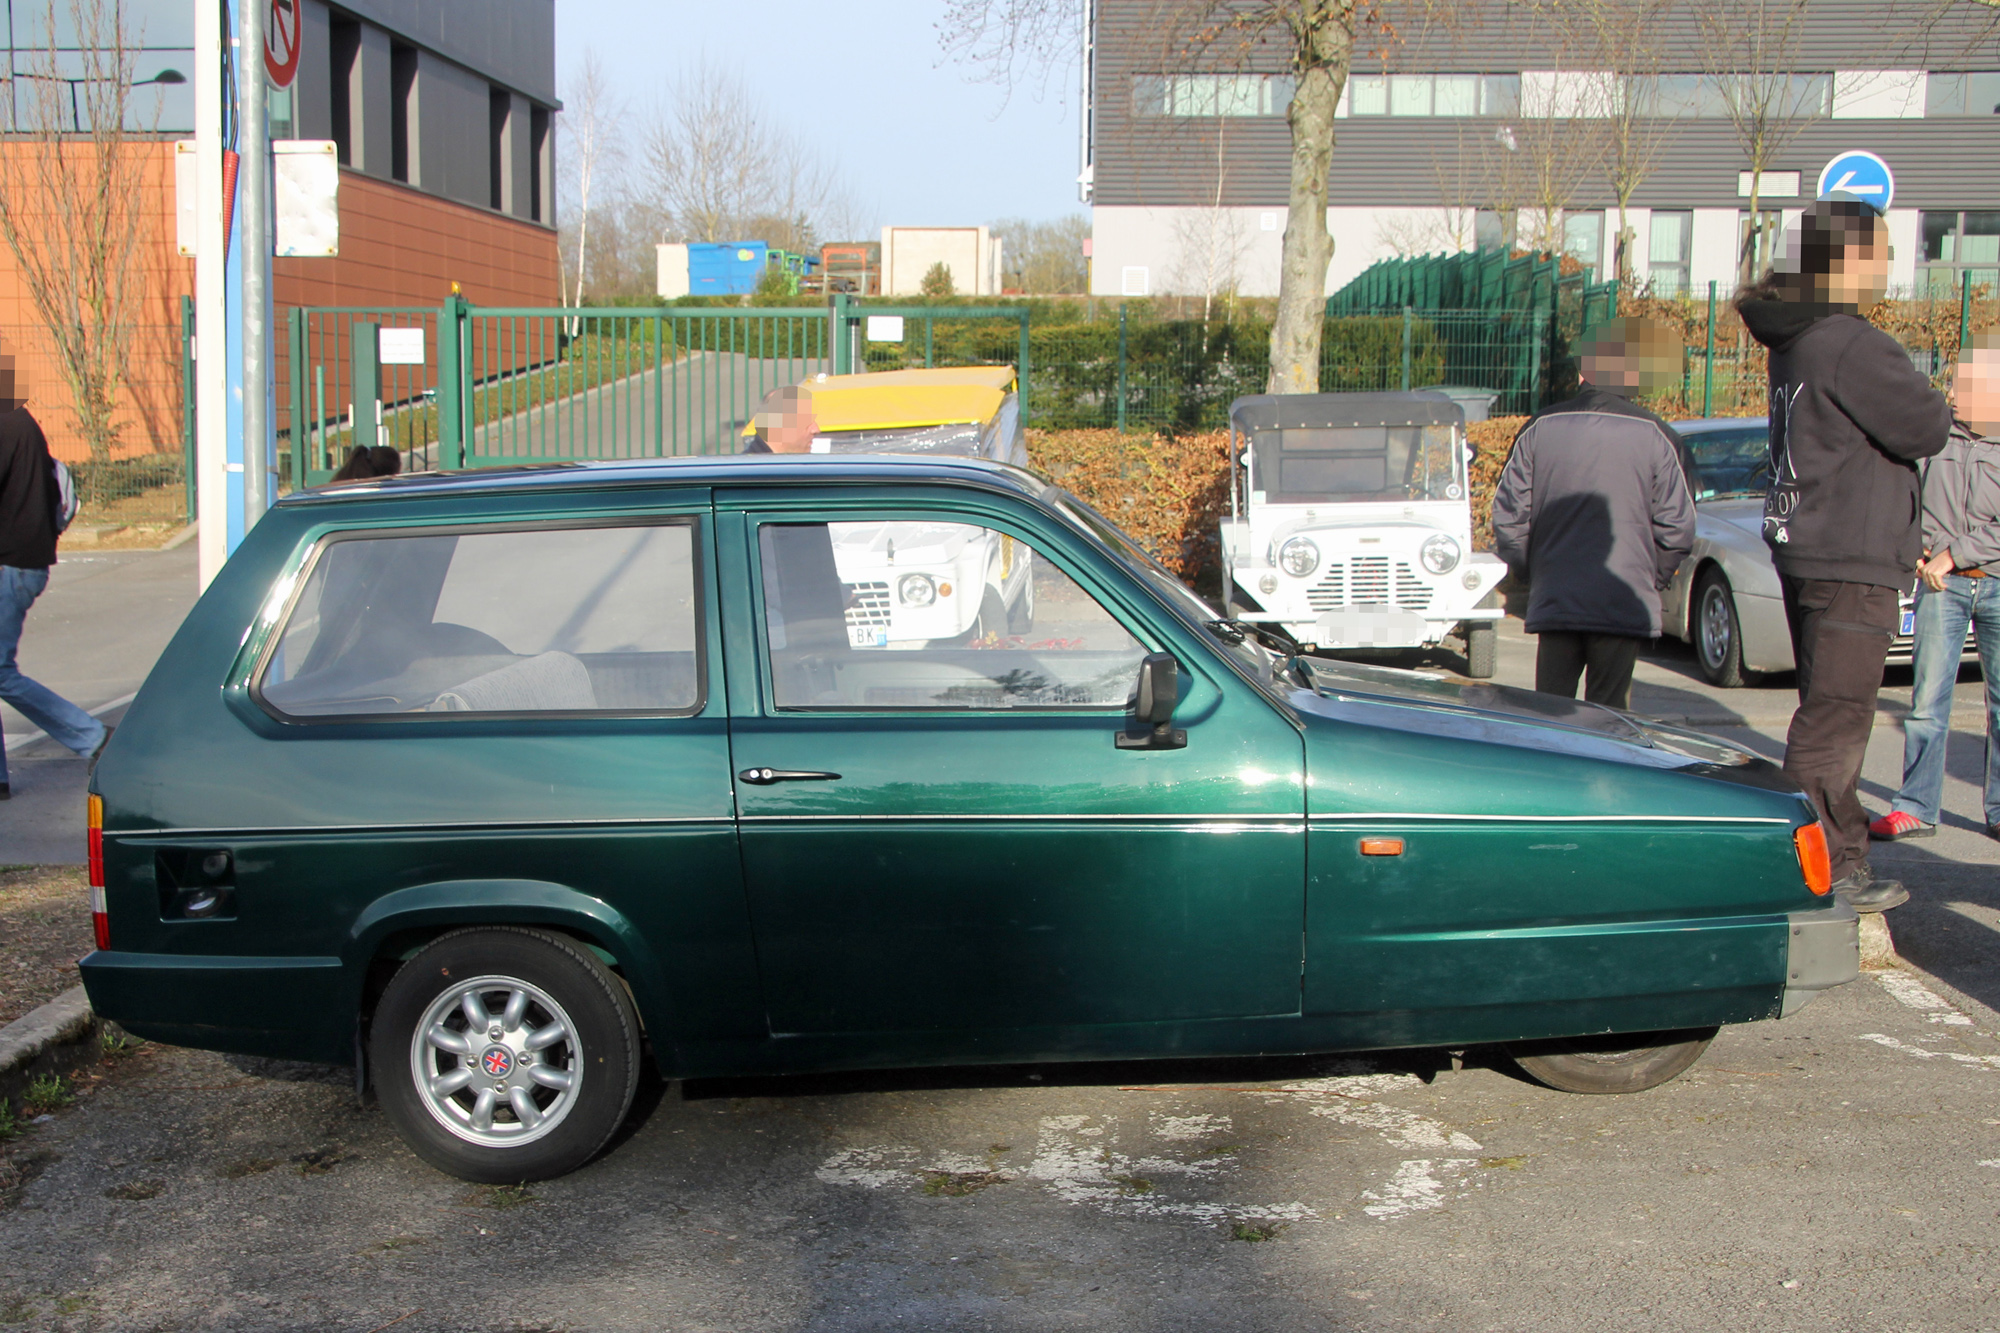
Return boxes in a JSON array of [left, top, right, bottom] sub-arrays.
[[276, 453, 1049, 508], [1672, 416, 1769, 435]]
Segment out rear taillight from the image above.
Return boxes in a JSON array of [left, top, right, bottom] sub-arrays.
[[1794, 821, 1831, 896], [88, 793, 107, 950]]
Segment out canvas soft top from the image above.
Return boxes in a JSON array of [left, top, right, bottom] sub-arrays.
[[1228, 391, 1465, 434]]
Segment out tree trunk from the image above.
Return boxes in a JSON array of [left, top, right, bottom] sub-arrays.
[[1267, 7, 1353, 395]]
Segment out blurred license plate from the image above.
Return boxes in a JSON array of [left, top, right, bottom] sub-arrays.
[[1901, 609, 1915, 636]]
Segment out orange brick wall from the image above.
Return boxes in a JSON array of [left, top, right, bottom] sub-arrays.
[[0, 142, 557, 464]]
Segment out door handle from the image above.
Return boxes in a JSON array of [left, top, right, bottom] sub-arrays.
[[738, 767, 843, 785]]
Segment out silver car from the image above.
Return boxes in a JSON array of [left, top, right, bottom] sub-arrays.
[[1660, 417, 1954, 687]]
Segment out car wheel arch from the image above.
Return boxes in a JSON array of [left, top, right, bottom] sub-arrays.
[[342, 880, 670, 1040]]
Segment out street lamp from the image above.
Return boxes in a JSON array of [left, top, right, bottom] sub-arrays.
[[13, 68, 187, 132]]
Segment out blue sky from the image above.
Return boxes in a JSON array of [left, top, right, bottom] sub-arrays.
[[553, 0, 1086, 232]]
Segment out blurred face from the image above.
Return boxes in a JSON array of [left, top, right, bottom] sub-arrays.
[[1816, 219, 1890, 309], [1579, 320, 1679, 393], [763, 400, 818, 453], [1956, 348, 2000, 435], [0, 354, 19, 409]]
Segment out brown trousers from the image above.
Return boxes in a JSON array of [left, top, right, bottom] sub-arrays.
[[1780, 577, 1899, 881]]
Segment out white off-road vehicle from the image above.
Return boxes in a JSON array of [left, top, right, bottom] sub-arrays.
[[1218, 392, 1507, 678]]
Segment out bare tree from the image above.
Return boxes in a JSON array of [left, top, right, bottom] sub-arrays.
[[0, 0, 154, 498], [991, 214, 1090, 292], [636, 62, 854, 253], [944, 1, 1423, 394], [1692, 0, 1821, 284], [1169, 126, 1251, 319], [557, 50, 622, 307], [1560, 0, 1678, 285], [1508, 68, 1610, 260]]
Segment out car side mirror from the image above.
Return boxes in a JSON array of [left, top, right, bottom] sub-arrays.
[[1117, 652, 1187, 751]]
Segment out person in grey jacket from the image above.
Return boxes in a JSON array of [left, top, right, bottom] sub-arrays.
[[1492, 316, 1696, 710], [1871, 334, 2000, 843]]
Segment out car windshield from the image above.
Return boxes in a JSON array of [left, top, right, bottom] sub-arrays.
[[1250, 424, 1463, 503], [1044, 491, 1292, 682], [1681, 426, 1770, 499]]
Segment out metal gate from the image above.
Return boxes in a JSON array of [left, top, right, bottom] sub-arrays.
[[283, 299, 1032, 489]]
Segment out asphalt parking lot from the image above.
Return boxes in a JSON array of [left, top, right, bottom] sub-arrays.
[[2, 551, 1998, 1331]]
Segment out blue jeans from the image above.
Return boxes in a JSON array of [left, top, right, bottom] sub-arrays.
[[0, 564, 106, 786], [1892, 573, 2000, 825]]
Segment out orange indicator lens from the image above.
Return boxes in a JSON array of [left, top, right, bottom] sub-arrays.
[[1359, 837, 1405, 857]]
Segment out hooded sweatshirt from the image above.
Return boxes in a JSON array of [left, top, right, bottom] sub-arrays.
[[0, 405, 60, 569], [1920, 420, 2000, 569], [1739, 300, 1952, 588]]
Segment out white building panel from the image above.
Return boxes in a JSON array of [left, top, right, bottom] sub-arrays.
[[1833, 71, 1927, 119]]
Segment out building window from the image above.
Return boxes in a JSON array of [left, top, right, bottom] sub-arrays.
[[1920, 211, 2000, 294], [329, 16, 359, 165], [390, 41, 418, 184], [1343, 74, 1519, 117], [1130, 73, 1295, 117], [1562, 212, 1603, 274], [1925, 73, 2000, 116], [489, 86, 511, 211], [1648, 211, 1691, 294], [1631, 73, 1831, 118], [530, 106, 550, 224]]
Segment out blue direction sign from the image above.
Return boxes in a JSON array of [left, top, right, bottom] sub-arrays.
[[1816, 150, 1895, 210]]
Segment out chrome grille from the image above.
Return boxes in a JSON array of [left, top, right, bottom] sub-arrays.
[[1306, 558, 1432, 613], [845, 581, 891, 630]]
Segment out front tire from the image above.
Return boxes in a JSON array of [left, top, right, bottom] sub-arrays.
[[1464, 622, 1497, 679], [1510, 1026, 1718, 1095], [1693, 569, 1753, 688], [370, 927, 641, 1182]]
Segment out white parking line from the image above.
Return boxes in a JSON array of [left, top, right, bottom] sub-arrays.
[[1858, 1032, 2000, 1069], [1875, 971, 1976, 1026]]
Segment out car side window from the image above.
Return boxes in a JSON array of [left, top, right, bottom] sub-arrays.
[[758, 520, 1147, 709], [259, 521, 702, 717]]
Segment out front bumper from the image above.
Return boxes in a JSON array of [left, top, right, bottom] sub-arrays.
[[1780, 898, 1859, 1017]]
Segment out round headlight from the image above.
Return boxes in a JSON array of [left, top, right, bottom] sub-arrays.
[[897, 573, 936, 607], [1420, 533, 1461, 575], [1278, 537, 1320, 578]]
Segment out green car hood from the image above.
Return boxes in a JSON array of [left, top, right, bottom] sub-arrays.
[[1289, 657, 1791, 786]]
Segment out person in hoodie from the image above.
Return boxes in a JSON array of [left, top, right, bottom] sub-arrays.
[[1491, 315, 1696, 710], [1870, 335, 2000, 844], [1738, 197, 1953, 912]]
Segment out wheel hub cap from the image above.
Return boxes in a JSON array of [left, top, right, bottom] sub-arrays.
[[410, 974, 582, 1149]]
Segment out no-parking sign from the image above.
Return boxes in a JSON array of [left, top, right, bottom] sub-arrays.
[[1816, 150, 1894, 211], [264, 0, 301, 89]]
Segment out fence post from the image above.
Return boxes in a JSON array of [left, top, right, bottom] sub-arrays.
[[1116, 304, 1128, 431], [436, 293, 467, 469], [1703, 280, 1717, 418], [1529, 307, 1549, 414], [831, 293, 850, 375], [1962, 269, 1975, 349], [181, 294, 197, 525], [654, 312, 666, 456], [1400, 305, 1414, 391], [287, 307, 307, 493], [1018, 309, 1032, 428]]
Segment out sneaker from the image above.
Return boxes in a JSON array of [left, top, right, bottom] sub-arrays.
[[1868, 810, 1934, 840], [1831, 866, 1909, 913]]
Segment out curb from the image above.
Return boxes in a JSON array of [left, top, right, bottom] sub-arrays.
[[1859, 912, 1899, 970], [0, 986, 98, 1105]]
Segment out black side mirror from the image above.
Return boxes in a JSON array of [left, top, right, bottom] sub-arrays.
[[1117, 652, 1187, 751]]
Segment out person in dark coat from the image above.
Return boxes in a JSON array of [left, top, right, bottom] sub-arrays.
[[1491, 315, 1696, 710], [1738, 197, 1953, 911], [0, 353, 108, 799]]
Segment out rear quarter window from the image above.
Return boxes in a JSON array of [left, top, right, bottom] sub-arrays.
[[256, 520, 703, 719]]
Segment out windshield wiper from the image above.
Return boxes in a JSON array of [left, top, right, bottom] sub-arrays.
[[1208, 618, 1305, 656]]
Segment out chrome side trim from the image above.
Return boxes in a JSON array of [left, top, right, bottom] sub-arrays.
[[735, 812, 1300, 824], [111, 816, 736, 839], [1307, 813, 1789, 825]]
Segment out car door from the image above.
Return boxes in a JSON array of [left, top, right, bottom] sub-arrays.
[[716, 496, 1306, 1039]]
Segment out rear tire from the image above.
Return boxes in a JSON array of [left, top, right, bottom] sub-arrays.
[[1694, 569, 1753, 688], [1464, 622, 1498, 679], [370, 927, 641, 1183], [1510, 1026, 1718, 1095]]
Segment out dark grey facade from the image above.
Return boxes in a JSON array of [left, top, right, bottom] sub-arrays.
[[1087, 0, 2000, 298]]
